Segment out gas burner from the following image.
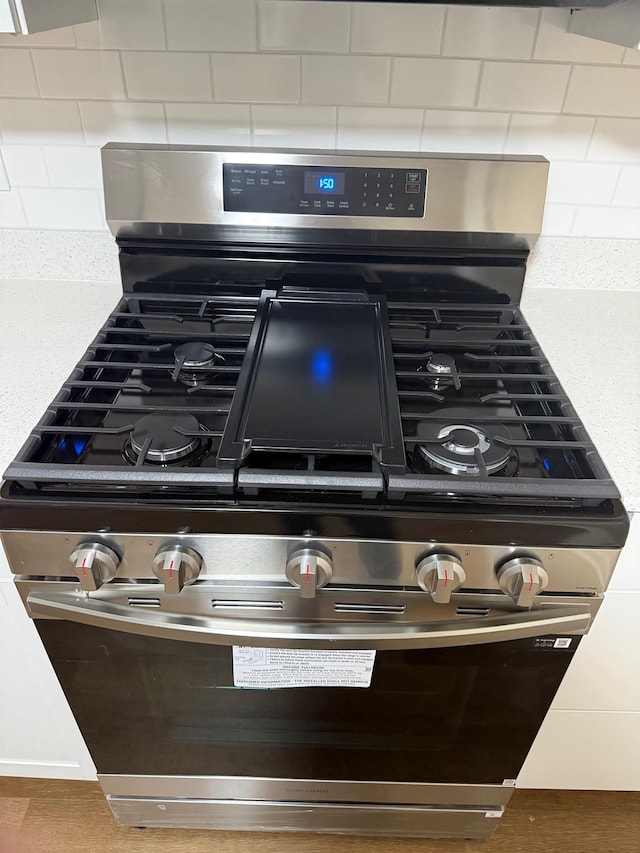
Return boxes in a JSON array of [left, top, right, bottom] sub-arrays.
[[416, 411, 513, 476], [127, 413, 203, 465], [418, 353, 460, 391], [173, 341, 223, 386]]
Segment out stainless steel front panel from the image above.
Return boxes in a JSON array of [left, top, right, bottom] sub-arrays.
[[17, 579, 599, 649], [99, 773, 515, 807], [2, 529, 619, 594], [106, 795, 502, 838], [102, 144, 548, 248]]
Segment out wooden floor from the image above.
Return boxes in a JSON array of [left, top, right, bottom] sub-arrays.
[[0, 778, 638, 853]]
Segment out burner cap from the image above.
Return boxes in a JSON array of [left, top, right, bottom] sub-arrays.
[[420, 353, 458, 390], [425, 353, 455, 375], [416, 409, 512, 476], [174, 341, 217, 369], [130, 413, 202, 464]]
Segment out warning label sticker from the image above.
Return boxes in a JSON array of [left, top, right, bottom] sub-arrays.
[[232, 647, 376, 689]]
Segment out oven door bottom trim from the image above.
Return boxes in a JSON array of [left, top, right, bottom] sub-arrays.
[[106, 795, 504, 838], [99, 774, 514, 808]]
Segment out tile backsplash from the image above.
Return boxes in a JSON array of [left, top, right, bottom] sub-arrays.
[[0, 1, 638, 237]]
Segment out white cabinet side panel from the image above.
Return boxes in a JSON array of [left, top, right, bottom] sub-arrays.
[[518, 710, 640, 790], [0, 578, 97, 779]]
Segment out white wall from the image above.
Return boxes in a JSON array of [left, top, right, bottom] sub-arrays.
[[0, 1, 639, 237]]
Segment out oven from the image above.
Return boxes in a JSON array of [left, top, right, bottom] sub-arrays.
[[1, 145, 628, 839]]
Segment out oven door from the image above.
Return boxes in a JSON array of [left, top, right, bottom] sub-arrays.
[[22, 582, 591, 837]]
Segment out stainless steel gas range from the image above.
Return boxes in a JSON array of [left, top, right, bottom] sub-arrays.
[[0, 145, 629, 840]]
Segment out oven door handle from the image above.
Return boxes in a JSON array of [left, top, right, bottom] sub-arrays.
[[26, 590, 593, 649]]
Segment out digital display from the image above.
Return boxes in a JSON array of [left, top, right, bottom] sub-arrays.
[[304, 170, 345, 195]]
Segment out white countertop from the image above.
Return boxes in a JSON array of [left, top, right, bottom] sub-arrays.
[[1, 280, 638, 511]]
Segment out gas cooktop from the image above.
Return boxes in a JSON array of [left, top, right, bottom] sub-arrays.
[[2, 284, 617, 504]]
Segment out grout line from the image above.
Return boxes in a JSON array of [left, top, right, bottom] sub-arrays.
[[419, 108, 429, 151], [347, 1, 353, 53], [161, 102, 169, 143], [584, 116, 599, 161], [503, 112, 514, 153], [608, 165, 624, 204], [209, 53, 216, 101], [386, 57, 393, 105], [27, 49, 42, 98], [117, 50, 129, 100], [474, 61, 485, 109], [530, 9, 543, 61], [297, 54, 302, 104], [439, 7, 448, 55], [560, 65, 574, 113], [254, 0, 260, 52], [160, 0, 169, 51]]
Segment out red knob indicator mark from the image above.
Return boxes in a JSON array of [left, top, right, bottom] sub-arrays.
[[81, 557, 87, 577], [169, 560, 174, 579], [528, 572, 534, 592], [444, 569, 449, 587], [305, 563, 310, 583]]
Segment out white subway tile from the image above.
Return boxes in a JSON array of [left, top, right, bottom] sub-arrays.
[[0, 27, 76, 47], [20, 188, 105, 230], [123, 51, 212, 102], [79, 101, 167, 146], [337, 107, 423, 151], [0, 189, 26, 226], [43, 146, 103, 189], [478, 62, 571, 113], [0, 151, 8, 190], [624, 49, 640, 66], [573, 205, 640, 238], [166, 103, 251, 145], [547, 162, 620, 205], [443, 7, 538, 60], [75, 0, 165, 50], [535, 9, 625, 64], [260, 1, 349, 53], [0, 49, 38, 97], [0, 99, 84, 144], [506, 114, 595, 159], [588, 118, 640, 164], [252, 105, 336, 149], [351, 4, 444, 56], [613, 166, 640, 206], [541, 203, 576, 236], [421, 110, 509, 154], [165, 0, 256, 52], [212, 54, 299, 104], [0, 145, 48, 186], [564, 66, 640, 118], [390, 58, 479, 108], [32, 49, 125, 100], [303, 55, 389, 106]]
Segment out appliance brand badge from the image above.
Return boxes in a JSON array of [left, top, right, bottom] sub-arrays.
[[285, 788, 330, 795], [534, 637, 573, 649]]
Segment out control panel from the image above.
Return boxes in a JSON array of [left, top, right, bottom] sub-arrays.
[[223, 163, 427, 218]]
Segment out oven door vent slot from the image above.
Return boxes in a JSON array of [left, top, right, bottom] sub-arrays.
[[456, 606, 490, 617], [127, 597, 161, 608], [334, 602, 406, 615], [211, 600, 284, 611]]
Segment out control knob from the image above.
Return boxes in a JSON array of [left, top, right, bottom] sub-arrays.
[[497, 556, 549, 609], [286, 548, 333, 599], [416, 553, 466, 604], [70, 542, 120, 592], [152, 543, 202, 594]]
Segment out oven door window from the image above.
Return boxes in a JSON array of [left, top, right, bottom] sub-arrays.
[[37, 622, 576, 784]]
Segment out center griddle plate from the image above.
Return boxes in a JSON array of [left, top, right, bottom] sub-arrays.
[[217, 288, 406, 473]]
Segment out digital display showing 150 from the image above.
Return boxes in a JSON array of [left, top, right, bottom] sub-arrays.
[[304, 170, 345, 195]]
